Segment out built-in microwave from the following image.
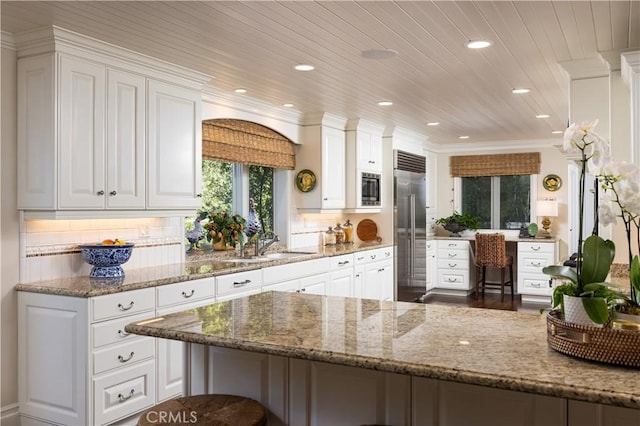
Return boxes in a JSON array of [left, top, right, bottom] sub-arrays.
[[361, 172, 381, 206]]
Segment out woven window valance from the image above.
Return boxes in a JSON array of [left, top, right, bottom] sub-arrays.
[[202, 119, 296, 170], [450, 152, 540, 177]]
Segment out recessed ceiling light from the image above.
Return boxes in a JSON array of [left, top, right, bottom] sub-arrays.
[[466, 40, 491, 49], [361, 49, 398, 60], [234, 88, 247, 93], [426, 122, 440, 126], [551, 130, 563, 134], [512, 88, 530, 94], [377, 101, 393, 106], [459, 136, 470, 139], [283, 103, 294, 108], [536, 114, 550, 119], [294, 64, 314, 71]]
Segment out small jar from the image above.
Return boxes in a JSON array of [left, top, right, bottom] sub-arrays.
[[324, 226, 336, 246], [343, 219, 354, 244], [334, 223, 345, 244]]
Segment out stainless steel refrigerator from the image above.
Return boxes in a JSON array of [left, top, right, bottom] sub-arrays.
[[394, 150, 427, 302]]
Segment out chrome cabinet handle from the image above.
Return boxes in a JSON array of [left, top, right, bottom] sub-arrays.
[[530, 282, 541, 288], [378, 268, 385, 272], [448, 263, 457, 267], [531, 246, 541, 251], [109, 190, 117, 196], [370, 255, 377, 260], [531, 261, 541, 266], [97, 190, 105, 196], [182, 290, 195, 298], [448, 253, 457, 257], [117, 302, 134, 311], [448, 277, 458, 282], [118, 389, 135, 402], [233, 279, 251, 287], [338, 260, 350, 266], [117, 329, 130, 337], [196, 193, 202, 198], [448, 243, 456, 247], [118, 351, 135, 363]]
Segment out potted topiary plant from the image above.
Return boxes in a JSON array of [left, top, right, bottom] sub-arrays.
[[435, 211, 481, 237]]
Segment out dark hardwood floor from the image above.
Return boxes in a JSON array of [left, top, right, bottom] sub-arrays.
[[399, 290, 549, 314]]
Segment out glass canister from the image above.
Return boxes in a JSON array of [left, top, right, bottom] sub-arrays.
[[334, 223, 345, 244], [324, 226, 336, 246], [343, 219, 354, 244]]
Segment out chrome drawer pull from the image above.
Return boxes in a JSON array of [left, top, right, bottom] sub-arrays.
[[448, 277, 458, 282], [370, 255, 377, 260], [109, 190, 117, 196], [530, 282, 541, 288], [378, 268, 385, 272], [448, 253, 457, 257], [448, 263, 457, 267], [531, 246, 541, 251], [117, 329, 130, 337], [233, 279, 251, 287], [531, 261, 541, 266], [182, 290, 195, 298], [448, 243, 456, 247], [338, 260, 350, 266], [118, 351, 135, 363], [357, 256, 365, 261], [118, 389, 135, 402], [117, 301, 134, 311]]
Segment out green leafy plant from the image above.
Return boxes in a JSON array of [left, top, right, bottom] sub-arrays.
[[201, 211, 246, 247], [435, 211, 481, 230]]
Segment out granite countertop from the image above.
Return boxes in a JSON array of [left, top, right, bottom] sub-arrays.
[[125, 291, 640, 410], [431, 235, 560, 243], [15, 242, 392, 297]]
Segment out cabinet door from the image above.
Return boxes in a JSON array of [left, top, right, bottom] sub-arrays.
[[357, 132, 383, 172], [58, 55, 106, 209], [300, 273, 329, 296], [106, 69, 146, 209], [379, 260, 394, 301], [321, 127, 346, 209], [147, 80, 202, 209], [426, 242, 437, 291], [328, 269, 353, 297], [353, 266, 365, 299], [363, 264, 381, 300]]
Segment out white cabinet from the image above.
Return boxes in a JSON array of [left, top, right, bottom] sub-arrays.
[[147, 80, 202, 209], [16, 28, 209, 216], [327, 254, 354, 297], [426, 240, 437, 291], [216, 270, 263, 301], [361, 248, 394, 301], [297, 113, 347, 211], [425, 151, 438, 236], [436, 239, 473, 291], [517, 240, 558, 302], [346, 118, 384, 173]]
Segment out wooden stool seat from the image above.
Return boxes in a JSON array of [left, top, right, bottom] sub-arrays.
[[474, 233, 514, 302], [137, 394, 267, 426]]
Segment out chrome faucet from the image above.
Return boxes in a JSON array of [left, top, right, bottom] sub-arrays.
[[255, 232, 279, 256]]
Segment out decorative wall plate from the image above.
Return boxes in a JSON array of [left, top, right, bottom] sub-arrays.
[[543, 174, 562, 191], [296, 169, 317, 192]]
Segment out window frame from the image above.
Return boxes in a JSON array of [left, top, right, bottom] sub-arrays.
[[453, 174, 538, 230]]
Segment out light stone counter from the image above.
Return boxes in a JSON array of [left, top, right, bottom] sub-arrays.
[[15, 242, 391, 297], [125, 291, 640, 410]]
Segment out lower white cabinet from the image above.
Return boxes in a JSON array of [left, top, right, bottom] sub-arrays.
[[517, 240, 558, 302], [327, 254, 354, 297], [426, 240, 436, 291], [362, 249, 394, 301], [435, 239, 473, 291]]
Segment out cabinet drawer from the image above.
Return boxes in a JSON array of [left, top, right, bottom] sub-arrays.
[[438, 240, 469, 251], [353, 251, 369, 265], [92, 311, 155, 349], [438, 249, 469, 261], [262, 257, 330, 284], [93, 360, 155, 426], [156, 277, 215, 308], [216, 269, 262, 296], [518, 242, 555, 254], [437, 259, 469, 271], [358, 247, 393, 264], [520, 276, 553, 295], [329, 254, 354, 270], [437, 271, 469, 289], [93, 336, 155, 375], [520, 254, 554, 273], [91, 288, 155, 323]]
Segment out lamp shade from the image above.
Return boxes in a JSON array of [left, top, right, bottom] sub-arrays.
[[536, 199, 558, 217]]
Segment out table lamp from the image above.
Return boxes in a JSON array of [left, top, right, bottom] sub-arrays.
[[536, 199, 558, 239]]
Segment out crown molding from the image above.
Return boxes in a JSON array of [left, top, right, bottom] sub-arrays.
[[301, 112, 347, 129], [621, 50, 640, 87], [345, 118, 385, 135], [559, 56, 610, 80], [1, 31, 16, 50]]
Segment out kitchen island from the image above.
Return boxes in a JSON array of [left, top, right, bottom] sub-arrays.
[[125, 291, 640, 426]]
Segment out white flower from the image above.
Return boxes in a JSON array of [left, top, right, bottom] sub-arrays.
[[598, 200, 617, 226], [563, 119, 605, 155]]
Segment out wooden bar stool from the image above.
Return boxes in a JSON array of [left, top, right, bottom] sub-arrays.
[[474, 233, 514, 302], [137, 394, 267, 426]]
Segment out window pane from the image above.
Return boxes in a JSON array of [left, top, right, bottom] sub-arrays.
[[461, 177, 491, 229], [499, 175, 530, 229], [249, 165, 274, 234], [202, 159, 232, 213]]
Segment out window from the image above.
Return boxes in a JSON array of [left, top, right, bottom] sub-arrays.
[[460, 175, 532, 229], [197, 159, 274, 234]]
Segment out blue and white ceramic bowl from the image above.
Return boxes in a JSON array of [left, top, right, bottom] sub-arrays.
[[79, 243, 134, 278]]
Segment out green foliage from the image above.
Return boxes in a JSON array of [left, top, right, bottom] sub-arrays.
[[631, 255, 640, 306], [435, 211, 481, 230], [249, 165, 274, 234], [202, 160, 232, 213], [581, 235, 615, 288], [202, 211, 246, 247]]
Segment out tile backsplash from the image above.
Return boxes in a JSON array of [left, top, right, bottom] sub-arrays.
[[20, 217, 184, 283]]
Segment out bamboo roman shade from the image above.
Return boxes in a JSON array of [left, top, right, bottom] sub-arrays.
[[450, 152, 540, 177], [202, 119, 296, 170]]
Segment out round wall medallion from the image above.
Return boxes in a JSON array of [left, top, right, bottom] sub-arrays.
[[295, 169, 317, 192], [543, 174, 562, 191]]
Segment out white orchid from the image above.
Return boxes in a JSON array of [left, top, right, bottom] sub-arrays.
[[562, 119, 610, 159]]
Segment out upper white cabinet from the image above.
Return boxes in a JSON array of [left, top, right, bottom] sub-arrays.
[[297, 113, 347, 211], [346, 118, 384, 173], [16, 27, 210, 217]]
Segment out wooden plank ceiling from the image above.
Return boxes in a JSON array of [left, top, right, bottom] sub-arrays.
[[2, 1, 639, 146]]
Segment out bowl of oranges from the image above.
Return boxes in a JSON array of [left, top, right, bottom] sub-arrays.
[[79, 239, 134, 278]]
